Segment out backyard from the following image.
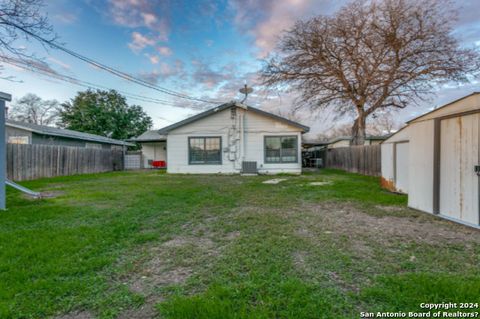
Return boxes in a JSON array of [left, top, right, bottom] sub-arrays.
[[0, 170, 479, 319]]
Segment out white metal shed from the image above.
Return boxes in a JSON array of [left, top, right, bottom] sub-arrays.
[[381, 93, 480, 228]]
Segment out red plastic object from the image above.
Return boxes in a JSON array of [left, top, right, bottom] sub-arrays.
[[152, 160, 166, 168]]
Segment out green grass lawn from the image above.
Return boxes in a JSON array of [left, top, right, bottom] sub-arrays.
[[0, 170, 479, 319]]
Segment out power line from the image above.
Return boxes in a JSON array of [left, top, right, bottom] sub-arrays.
[[0, 55, 191, 108], [0, 17, 221, 105]]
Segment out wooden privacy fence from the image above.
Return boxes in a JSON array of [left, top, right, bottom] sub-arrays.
[[325, 145, 381, 176], [7, 143, 124, 181]]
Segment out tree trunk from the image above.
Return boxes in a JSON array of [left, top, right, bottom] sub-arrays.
[[351, 112, 366, 145]]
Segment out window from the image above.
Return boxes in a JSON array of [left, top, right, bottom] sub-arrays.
[[189, 137, 222, 164], [265, 136, 298, 163]]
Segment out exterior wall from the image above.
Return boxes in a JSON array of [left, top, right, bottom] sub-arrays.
[[166, 107, 303, 174], [380, 143, 395, 190], [6, 126, 122, 149], [407, 120, 435, 213], [439, 114, 479, 225], [395, 142, 409, 193], [32, 133, 87, 147], [141, 142, 167, 168], [6, 127, 32, 144], [381, 126, 411, 192]]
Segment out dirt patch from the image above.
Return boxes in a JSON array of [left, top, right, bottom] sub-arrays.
[[292, 250, 309, 273], [130, 265, 193, 294], [116, 301, 159, 319], [225, 231, 241, 240], [55, 310, 94, 319], [300, 202, 480, 246], [375, 205, 406, 212]]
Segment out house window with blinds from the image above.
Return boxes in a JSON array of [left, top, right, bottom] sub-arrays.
[[188, 137, 222, 164], [264, 136, 298, 163]]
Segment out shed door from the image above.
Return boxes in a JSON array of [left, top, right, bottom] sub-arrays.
[[439, 113, 479, 225], [395, 142, 409, 193]]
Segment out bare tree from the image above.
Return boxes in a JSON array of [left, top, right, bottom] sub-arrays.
[[367, 110, 400, 135], [316, 123, 353, 140], [9, 93, 59, 126], [0, 0, 58, 78], [262, 0, 480, 145]]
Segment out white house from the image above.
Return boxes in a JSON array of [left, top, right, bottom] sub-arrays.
[[135, 101, 309, 174], [129, 130, 167, 168], [381, 92, 480, 228]]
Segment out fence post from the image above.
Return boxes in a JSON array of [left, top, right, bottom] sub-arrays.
[[0, 92, 12, 210]]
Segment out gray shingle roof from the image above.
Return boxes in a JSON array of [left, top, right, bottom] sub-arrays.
[[128, 130, 166, 142], [6, 120, 134, 146], [157, 101, 310, 134], [327, 135, 391, 144]]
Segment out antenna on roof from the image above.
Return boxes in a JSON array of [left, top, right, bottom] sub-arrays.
[[239, 83, 253, 103]]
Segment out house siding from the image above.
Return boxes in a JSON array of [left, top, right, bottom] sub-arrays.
[[6, 127, 32, 144], [166, 107, 303, 174], [141, 142, 167, 167]]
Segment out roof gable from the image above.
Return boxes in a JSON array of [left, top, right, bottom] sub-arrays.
[[157, 102, 310, 134]]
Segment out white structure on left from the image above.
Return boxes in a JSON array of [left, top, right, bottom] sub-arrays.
[[0, 92, 12, 210]]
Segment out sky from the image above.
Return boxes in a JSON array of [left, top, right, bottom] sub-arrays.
[[1, 0, 480, 137]]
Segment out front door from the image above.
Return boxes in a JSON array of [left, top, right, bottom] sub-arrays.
[[439, 113, 479, 225]]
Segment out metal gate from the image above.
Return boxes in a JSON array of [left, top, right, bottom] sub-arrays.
[[124, 153, 143, 170]]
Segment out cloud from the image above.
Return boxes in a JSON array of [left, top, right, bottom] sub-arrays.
[[128, 31, 156, 52], [138, 59, 186, 83], [228, 0, 341, 57], [107, 0, 170, 41], [157, 46, 173, 56], [47, 57, 71, 70], [145, 54, 160, 64], [191, 61, 236, 89], [54, 12, 78, 24]]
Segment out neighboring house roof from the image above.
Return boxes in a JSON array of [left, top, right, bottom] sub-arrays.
[[327, 135, 390, 144], [6, 120, 134, 146], [406, 92, 480, 124], [128, 130, 167, 142], [302, 139, 328, 146], [157, 101, 310, 134]]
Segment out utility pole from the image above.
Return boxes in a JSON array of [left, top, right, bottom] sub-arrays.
[[0, 92, 12, 210]]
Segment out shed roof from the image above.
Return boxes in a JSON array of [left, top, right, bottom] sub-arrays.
[[128, 130, 167, 142], [6, 120, 134, 146], [407, 92, 480, 123], [157, 101, 310, 134]]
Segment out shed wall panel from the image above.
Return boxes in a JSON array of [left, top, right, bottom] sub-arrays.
[[381, 143, 394, 181], [395, 142, 409, 193], [408, 120, 435, 213], [439, 114, 479, 225]]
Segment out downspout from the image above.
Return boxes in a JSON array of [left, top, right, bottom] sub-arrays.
[[242, 109, 246, 162]]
